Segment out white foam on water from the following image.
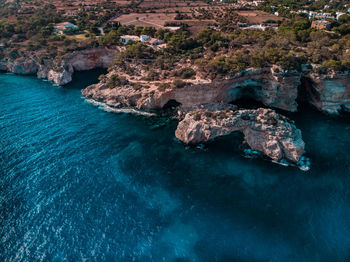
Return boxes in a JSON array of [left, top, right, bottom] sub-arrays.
[[84, 98, 156, 116]]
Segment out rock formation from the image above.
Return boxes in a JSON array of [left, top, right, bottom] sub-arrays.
[[175, 107, 305, 163], [82, 67, 301, 113], [0, 58, 39, 75], [82, 65, 350, 116], [306, 72, 350, 114], [0, 47, 119, 85]]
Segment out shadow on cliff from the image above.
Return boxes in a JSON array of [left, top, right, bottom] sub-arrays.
[[64, 68, 107, 90]]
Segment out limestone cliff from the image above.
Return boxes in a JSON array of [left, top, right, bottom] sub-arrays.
[[82, 65, 350, 116], [0, 58, 39, 75], [82, 67, 301, 113], [0, 47, 119, 85], [306, 72, 350, 114], [175, 108, 305, 164]]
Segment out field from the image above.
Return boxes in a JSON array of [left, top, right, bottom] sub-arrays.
[[113, 0, 219, 35], [115, 11, 215, 35], [139, 0, 208, 9], [234, 10, 283, 23], [4, 0, 282, 36], [113, 5, 281, 35]]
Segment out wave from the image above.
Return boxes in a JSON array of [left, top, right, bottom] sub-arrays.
[[84, 98, 157, 116]]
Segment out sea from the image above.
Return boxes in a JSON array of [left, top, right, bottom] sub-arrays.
[[1, 71, 350, 261]]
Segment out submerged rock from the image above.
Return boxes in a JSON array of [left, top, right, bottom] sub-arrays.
[[175, 108, 305, 164]]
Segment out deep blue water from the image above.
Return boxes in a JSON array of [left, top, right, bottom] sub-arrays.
[[1, 71, 350, 262]]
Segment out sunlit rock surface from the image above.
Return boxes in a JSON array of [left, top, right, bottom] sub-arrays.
[[175, 108, 305, 163]]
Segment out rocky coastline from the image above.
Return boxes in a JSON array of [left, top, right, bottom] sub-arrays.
[[0, 47, 119, 86], [81, 66, 350, 115], [1, 49, 349, 169], [80, 62, 350, 169]]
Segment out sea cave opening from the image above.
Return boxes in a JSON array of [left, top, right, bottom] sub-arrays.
[[161, 99, 182, 115], [229, 85, 266, 109], [163, 99, 182, 110], [297, 76, 320, 112], [65, 68, 108, 89]]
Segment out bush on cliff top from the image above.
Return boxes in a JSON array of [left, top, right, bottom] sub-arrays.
[[172, 79, 188, 89], [108, 74, 128, 89]]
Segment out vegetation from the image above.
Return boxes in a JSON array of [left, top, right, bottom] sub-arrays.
[[172, 79, 188, 88], [108, 74, 128, 88], [1, 0, 350, 80], [172, 67, 196, 79]]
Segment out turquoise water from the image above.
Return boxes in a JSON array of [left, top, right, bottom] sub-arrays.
[[1, 72, 350, 262]]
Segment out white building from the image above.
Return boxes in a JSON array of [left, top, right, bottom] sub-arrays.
[[140, 35, 151, 42], [120, 35, 164, 47], [309, 12, 335, 20], [336, 12, 346, 20]]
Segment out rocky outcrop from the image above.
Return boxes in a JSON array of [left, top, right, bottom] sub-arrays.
[[82, 67, 301, 113], [175, 107, 305, 163], [0, 58, 39, 75], [0, 47, 119, 85], [306, 72, 350, 114]]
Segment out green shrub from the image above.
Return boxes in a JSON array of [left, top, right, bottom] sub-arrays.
[[178, 67, 196, 79], [108, 74, 128, 88], [172, 79, 187, 89]]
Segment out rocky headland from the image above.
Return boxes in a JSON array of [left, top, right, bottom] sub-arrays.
[[80, 63, 349, 169], [82, 67, 302, 112], [0, 47, 119, 85]]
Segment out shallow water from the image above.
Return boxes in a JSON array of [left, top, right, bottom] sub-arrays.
[[1, 71, 350, 262]]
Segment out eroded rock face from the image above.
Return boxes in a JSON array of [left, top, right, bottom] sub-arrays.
[[1, 47, 119, 85], [307, 73, 350, 114], [82, 67, 301, 113], [2, 58, 39, 75], [47, 66, 74, 86], [175, 108, 305, 163], [66, 48, 118, 71]]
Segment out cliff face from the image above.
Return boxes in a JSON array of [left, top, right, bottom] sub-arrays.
[[0, 58, 39, 75], [82, 70, 307, 166], [65, 48, 118, 71], [0, 47, 119, 85], [82, 64, 350, 115], [82, 67, 301, 113], [306, 73, 350, 114], [175, 108, 305, 163]]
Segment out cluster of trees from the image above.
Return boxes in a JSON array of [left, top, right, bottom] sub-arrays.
[[117, 42, 158, 61], [107, 74, 128, 89], [0, 6, 61, 41]]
